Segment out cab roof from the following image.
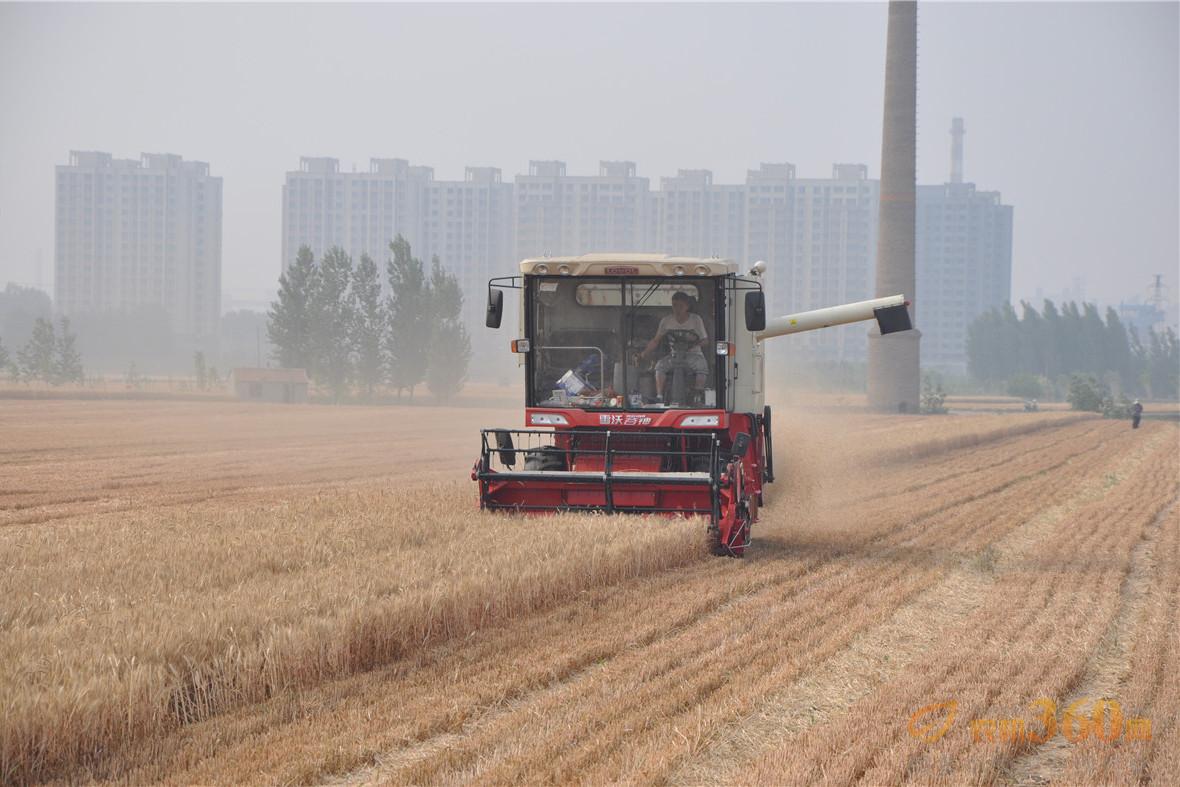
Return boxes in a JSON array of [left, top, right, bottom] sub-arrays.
[[519, 253, 737, 277]]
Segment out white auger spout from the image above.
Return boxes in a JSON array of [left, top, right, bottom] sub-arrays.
[[757, 294, 911, 341]]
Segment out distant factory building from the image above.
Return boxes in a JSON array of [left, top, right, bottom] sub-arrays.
[[231, 367, 308, 403], [916, 119, 1014, 374], [54, 151, 222, 345]]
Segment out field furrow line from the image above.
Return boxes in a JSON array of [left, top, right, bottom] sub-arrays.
[[737, 428, 1175, 785], [364, 427, 1139, 785], [103, 424, 1121, 784], [1049, 498, 1180, 785], [671, 425, 1159, 786]]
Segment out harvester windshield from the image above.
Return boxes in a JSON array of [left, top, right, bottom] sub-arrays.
[[529, 277, 720, 410]]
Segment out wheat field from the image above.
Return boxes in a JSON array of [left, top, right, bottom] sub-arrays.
[[1, 397, 1175, 785]]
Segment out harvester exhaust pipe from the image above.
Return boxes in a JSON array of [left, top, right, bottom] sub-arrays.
[[756, 294, 912, 341]]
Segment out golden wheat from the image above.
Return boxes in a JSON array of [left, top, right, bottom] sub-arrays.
[[1, 397, 1173, 786]]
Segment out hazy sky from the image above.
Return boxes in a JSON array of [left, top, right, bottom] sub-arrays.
[[1, 2, 1176, 307]]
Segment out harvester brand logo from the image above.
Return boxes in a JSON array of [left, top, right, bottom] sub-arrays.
[[908, 698, 1151, 745], [604, 266, 640, 275], [599, 414, 653, 426]]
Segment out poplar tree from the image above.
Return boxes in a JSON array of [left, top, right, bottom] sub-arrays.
[[310, 246, 356, 401], [385, 235, 430, 400], [351, 252, 385, 400], [425, 256, 472, 400], [18, 318, 57, 383], [268, 245, 318, 370], [55, 318, 83, 384]]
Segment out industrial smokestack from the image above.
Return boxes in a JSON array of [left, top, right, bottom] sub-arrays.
[[950, 117, 965, 184], [867, 0, 921, 413]]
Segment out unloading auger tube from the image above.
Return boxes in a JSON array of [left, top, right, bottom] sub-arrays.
[[757, 294, 911, 341], [474, 254, 912, 557]]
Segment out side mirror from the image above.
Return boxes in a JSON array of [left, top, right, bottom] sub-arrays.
[[874, 302, 912, 335], [730, 432, 751, 458], [744, 291, 766, 332], [486, 288, 504, 329]]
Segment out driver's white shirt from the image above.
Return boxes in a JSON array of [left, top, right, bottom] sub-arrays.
[[657, 313, 707, 356]]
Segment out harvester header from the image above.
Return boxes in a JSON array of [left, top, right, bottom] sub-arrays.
[[474, 254, 912, 556]]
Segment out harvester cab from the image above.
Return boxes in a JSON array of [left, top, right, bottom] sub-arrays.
[[475, 254, 911, 556]]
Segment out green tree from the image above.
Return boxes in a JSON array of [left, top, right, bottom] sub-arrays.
[[425, 256, 472, 400], [268, 245, 318, 370], [1067, 374, 1107, 412], [1017, 302, 1044, 376], [54, 318, 83, 384], [17, 317, 57, 383], [1102, 308, 1134, 394], [385, 235, 431, 400], [1059, 302, 1084, 376], [309, 247, 356, 401], [193, 351, 208, 390], [350, 253, 385, 400], [1146, 326, 1179, 399], [1007, 373, 1044, 400], [1040, 300, 1063, 380], [0, 336, 9, 378], [0, 284, 52, 351], [1079, 303, 1107, 375], [1128, 325, 1149, 395], [125, 361, 142, 389]]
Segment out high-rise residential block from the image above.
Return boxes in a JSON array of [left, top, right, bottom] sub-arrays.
[[916, 182, 1013, 373], [281, 157, 513, 343], [54, 151, 222, 342], [514, 161, 651, 260], [791, 164, 879, 362], [915, 118, 1014, 374], [279, 150, 1011, 370], [281, 157, 433, 273], [655, 169, 745, 263], [425, 167, 514, 332]]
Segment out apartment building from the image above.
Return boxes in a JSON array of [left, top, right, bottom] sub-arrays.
[[514, 160, 651, 259], [916, 182, 1013, 373], [54, 151, 222, 342]]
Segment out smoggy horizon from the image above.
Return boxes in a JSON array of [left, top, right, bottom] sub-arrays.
[[1, 2, 1176, 309]]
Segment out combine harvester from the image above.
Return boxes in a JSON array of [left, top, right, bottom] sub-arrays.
[[475, 254, 911, 556]]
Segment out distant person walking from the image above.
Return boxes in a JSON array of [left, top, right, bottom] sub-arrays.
[[1132, 400, 1143, 429]]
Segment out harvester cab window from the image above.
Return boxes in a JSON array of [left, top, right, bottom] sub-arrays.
[[530, 277, 718, 410]]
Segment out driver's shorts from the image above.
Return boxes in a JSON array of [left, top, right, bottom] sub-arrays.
[[655, 352, 709, 377]]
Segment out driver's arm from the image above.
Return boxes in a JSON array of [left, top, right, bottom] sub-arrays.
[[694, 316, 709, 349], [641, 329, 664, 359]]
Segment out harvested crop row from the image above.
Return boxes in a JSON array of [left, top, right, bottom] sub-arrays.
[[358, 426, 1142, 785], [742, 425, 1178, 785], [1053, 501, 1180, 785], [141, 420, 1142, 785]]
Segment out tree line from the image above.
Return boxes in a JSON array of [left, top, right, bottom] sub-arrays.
[[967, 300, 1179, 399], [268, 236, 471, 401], [0, 317, 84, 385]]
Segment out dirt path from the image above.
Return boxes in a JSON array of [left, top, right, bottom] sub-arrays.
[[88, 417, 1177, 786]]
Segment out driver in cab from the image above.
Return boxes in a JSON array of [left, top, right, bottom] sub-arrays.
[[640, 291, 709, 402]]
